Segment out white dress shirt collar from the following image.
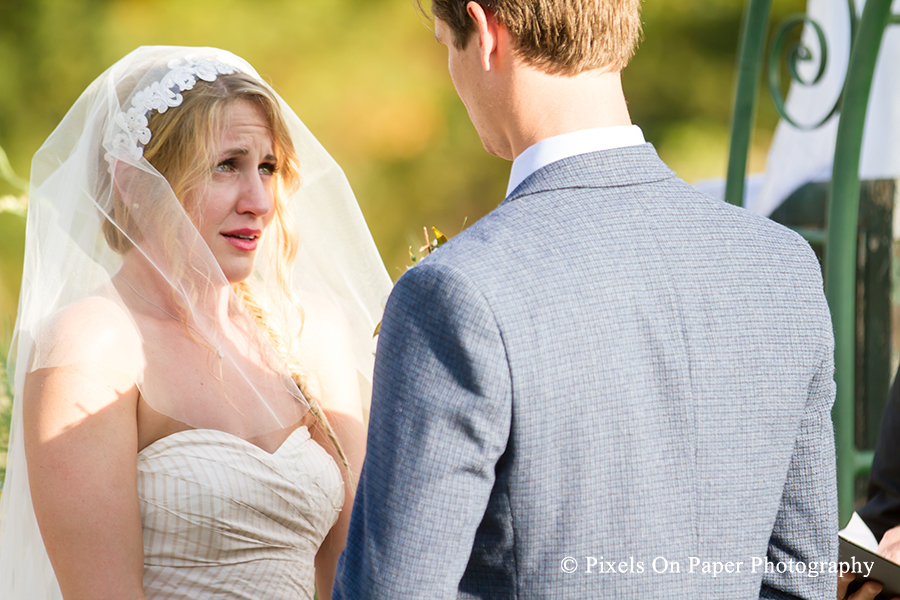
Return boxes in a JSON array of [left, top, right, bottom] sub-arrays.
[[506, 125, 646, 197]]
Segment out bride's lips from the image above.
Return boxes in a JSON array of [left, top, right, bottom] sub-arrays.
[[221, 228, 261, 252]]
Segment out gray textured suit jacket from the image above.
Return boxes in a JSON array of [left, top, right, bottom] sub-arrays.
[[334, 144, 837, 599]]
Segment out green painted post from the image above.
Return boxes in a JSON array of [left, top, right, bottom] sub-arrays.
[[827, 0, 894, 526], [725, 0, 774, 207]]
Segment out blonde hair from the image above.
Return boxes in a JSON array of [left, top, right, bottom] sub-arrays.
[[103, 74, 351, 476], [428, 0, 642, 75]]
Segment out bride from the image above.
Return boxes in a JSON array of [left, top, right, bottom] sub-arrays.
[[0, 46, 391, 599]]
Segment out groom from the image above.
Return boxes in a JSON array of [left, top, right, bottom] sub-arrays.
[[334, 1, 837, 598]]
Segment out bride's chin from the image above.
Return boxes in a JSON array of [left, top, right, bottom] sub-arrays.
[[221, 266, 252, 285], [216, 255, 258, 285]]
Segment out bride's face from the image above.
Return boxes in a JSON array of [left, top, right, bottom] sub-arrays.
[[191, 100, 277, 284]]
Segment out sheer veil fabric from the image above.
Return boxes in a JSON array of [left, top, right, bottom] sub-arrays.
[[0, 46, 392, 598]]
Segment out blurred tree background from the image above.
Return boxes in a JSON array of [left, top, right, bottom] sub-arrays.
[[0, 0, 807, 480]]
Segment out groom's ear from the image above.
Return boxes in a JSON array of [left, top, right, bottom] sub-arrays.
[[465, 1, 507, 72]]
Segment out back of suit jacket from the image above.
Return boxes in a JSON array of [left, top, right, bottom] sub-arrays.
[[335, 144, 837, 600]]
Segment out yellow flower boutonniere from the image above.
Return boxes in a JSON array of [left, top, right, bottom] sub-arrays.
[[373, 219, 467, 339]]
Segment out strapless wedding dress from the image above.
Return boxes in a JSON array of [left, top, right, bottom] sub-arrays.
[[136, 426, 343, 599]]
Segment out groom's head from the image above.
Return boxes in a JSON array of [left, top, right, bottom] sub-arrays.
[[428, 0, 642, 75], [430, 0, 641, 159]]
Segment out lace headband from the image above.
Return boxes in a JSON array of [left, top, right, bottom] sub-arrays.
[[111, 54, 241, 161]]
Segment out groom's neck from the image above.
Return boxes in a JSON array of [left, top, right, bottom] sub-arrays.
[[500, 65, 633, 160]]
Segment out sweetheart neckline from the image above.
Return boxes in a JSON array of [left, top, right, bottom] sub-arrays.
[[138, 424, 311, 458]]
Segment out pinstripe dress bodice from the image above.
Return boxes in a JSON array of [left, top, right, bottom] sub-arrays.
[[136, 425, 343, 599]]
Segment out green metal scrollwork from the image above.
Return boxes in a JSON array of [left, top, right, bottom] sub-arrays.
[[766, 15, 833, 130], [726, 0, 860, 206], [765, 0, 860, 132]]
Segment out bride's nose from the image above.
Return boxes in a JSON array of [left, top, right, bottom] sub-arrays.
[[236, 172, 272, 217]]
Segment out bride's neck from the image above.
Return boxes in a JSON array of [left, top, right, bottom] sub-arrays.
[[116, 252, 232, 321]]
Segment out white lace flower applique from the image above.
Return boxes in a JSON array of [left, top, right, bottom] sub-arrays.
[[110, 54, 241, 161]]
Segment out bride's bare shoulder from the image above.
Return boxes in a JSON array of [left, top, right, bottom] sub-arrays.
[[32, 295, 144, 378]]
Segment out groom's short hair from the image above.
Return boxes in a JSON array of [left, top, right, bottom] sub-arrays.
[[428, 0, 642, 75]]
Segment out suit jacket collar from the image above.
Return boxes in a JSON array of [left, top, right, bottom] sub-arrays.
[[504, 143, 676, 204]]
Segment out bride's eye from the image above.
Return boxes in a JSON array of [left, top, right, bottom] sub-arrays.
[[215, 159, 237, 173], [259, 162, 277, 176]]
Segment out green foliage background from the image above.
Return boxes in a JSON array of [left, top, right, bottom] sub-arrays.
[[0, 0, 807, 480]]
